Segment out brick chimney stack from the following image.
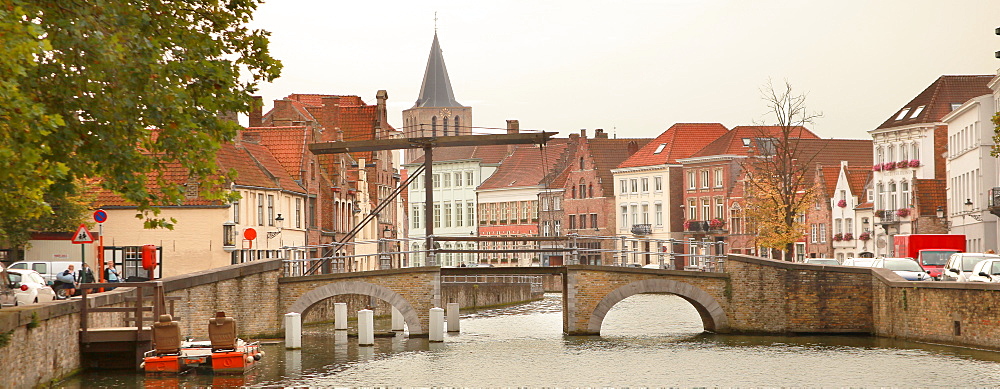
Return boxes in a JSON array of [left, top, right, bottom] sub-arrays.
[[272, 99, 293, 126], [595, 129, 608, 139], [320, 96, 342, 142], [506, 119, 520, 134], [580, 129, 587, 138], [376, 90, 388, 138], [249, 96, 263, 127]]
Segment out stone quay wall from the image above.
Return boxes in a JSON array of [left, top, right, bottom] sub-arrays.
[[724, 254, 874, 333]]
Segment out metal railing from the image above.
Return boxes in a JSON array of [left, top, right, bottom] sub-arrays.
[[630, 224, 652, 235], [442, 275, 543, 294], [685, 221, 710, 232], [876, 211, 897, 224], [990, 187, 1000, 208]]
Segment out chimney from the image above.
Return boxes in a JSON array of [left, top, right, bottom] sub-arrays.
[[376, 90, 388, 138], [506, 119, 520, 134], [249, 96, 263, 127], [627, 140, 640, 156], [216, 111, 238, 124], [595, 129, 608, 139], [321, 96, 342, 142], [272, 99, 293, 126], [580, 129, 587, 138]]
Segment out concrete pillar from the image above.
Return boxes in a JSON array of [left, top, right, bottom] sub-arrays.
[[429, 307, 444, 342], [358, 309, 374, 346], [284, 349, 301, 377], [391, 306, 404, 331], [446, 302, 460, 332], [334, 302, 348, 330], [284, 312, 301, 349]]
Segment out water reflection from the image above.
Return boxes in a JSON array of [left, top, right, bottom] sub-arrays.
[[64, 293, 1000, 387]]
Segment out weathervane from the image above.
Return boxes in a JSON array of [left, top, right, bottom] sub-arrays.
[[434, 11, 438, 33]]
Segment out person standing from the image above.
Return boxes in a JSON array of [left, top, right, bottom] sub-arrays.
[[104, 261, 121, 291], [78, 263, 96, 294]]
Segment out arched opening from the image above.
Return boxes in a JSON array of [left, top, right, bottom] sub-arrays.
[[287, 281, 424, 334], [600, 294, 703, 337], [585, 279, 729, 334]]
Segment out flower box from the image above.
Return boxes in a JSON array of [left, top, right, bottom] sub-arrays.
[[882, 162, 895, 171], [859, 232, 871, 241], [709, 218, 725, 229], [908, 159, 920, 167], [896, 161, 908, 169], [872, 164, 882, 172], [844, 232, 854, 241], [896, 208, 910, 217], [875, 210, 885, 218], [837, 199, 847, 208], [833, 233, 844, 241]]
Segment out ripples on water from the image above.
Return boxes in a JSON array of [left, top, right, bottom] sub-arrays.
[[66, 293, 1000, 387]]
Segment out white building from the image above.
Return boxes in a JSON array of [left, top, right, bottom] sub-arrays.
[[943, 92, 998, 252], [867, 75, 993, 256], [830, 162, 873, 261]]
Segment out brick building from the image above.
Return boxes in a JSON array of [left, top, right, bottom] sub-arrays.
[[561, 129, 649, 265], [802, 139, 873, 259]]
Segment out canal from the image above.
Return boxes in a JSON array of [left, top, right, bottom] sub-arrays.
[[66, 293, 1000, 387]]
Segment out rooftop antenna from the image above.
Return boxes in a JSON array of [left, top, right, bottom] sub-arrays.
[[613, 126, 617, 139]]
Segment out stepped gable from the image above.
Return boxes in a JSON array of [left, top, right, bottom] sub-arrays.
[[914, 179, 947, 216], [689, 126, 819, 158], [479, 140, 570, 190], [876, 75, 994, 130], [618, 123, 729, 168], [588, 137, 652, 195]]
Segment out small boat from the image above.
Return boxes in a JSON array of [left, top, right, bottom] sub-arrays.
[[143, 312, 263, 374]]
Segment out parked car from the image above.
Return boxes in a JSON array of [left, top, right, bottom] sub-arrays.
[[8, 260, 79, 284], [871, 258, 931, 281], [941, 253, 1000, 282], [804, 258, 840, 265], [842, 258, 877, 267], [4, 268, 57, 305], [641, 263, 670, 269], [968, 259, 1000, 283], [0, 263, 14, 308]]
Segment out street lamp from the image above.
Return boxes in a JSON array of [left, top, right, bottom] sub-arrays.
[[964, 199, 983, 222], [268, 214, 284, 239]]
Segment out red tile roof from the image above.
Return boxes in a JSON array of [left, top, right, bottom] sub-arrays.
[[856, 201, 874, 210], [407, 144, 511, 165], [242, 127, 310, 181], [914, 179, 947, 216], [479, 140, 570, 190], [618, 123, 729, 168], [689, 126, 819, 158], [845, 167, 870, 198], [797, 139, 873, 198], [876, 75, 994, 130], [587, 137, 652, 195]]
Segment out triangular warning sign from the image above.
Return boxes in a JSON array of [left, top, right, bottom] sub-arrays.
[[72, 224, 95, 244]]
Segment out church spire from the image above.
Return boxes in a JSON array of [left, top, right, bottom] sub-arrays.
[[413, 33, 463, 108]]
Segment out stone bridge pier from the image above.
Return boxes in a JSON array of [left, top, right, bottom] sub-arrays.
[[278, 267, 440, 336], [562, 265, 731, 335]]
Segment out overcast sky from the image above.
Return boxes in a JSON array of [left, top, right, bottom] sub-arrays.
[[248, 0, 1000, 140]]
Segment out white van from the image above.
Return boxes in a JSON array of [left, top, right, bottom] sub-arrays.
[[8, 261, 79, 284]]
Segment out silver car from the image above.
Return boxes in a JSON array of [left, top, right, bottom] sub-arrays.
[[942, 253, 1000, 282], [968, 259, 1000, 283], [872, 258, 931, 281]]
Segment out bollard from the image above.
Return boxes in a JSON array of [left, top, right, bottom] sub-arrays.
[[391, 306, 405, 331], [358, 309, 374, 346], [334, 302, 348, 330], [284, 312, 302, 349], [429, 307, 444, 342], [446, 302, 460, 333]]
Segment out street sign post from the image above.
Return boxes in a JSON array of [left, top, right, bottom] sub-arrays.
[[72, 224, 95, 244]]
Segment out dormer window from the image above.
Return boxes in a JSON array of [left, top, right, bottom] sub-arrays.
[[950, 103, 963, 111], [909, 105, 924, 118], [653, 143, 666, 154], [895, 108, 910, 120], [742, 138, 751, 147]]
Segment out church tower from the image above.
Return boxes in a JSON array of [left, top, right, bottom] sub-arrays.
[[402, 33, 472, 139]]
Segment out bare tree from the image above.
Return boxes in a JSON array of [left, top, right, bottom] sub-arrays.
[[742, 80, 823, 261]]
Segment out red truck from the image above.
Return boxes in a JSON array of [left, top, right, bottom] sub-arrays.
[[893, 234, 966, 280]]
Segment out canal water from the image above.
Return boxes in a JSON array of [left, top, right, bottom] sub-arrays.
[[66, 293, 1000, 387]]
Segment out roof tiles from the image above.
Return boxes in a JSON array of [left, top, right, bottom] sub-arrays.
[[618, 123, 729, 168], [876, 75, 994, 130]]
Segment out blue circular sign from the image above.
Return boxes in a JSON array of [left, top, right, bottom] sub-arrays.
[[93, 209, 108, 223]]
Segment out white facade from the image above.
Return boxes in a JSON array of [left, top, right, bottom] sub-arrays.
[[943, 94, 998, 253], [830, 162, 865, 261], [611, 166, 676, 240], [405, 159, 496, 266], [868, 125, 935, 256]]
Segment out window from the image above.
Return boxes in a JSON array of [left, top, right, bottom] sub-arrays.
[[653, 176, 662, 191], [887, 145, 894, 163], [542, 221, 550, 237], [444, 202, 452, 227], [433, 174, 440, 188], [876, 146, 883, 165], [309, 198, 317, 228], [912, 143, 919, 160], [819, 224, 827, 243], [579, 157, 585, 170], [641, 178, 649, 192], [701, 170, 709, 188], [571, 187, 576, 199], [591, 214, 598, 229], [688, 199, 697, 220], [630, 179, 638, 193], [846, 218, 853, 235], [257, 194, 264, 226], [910, 105, 925, 118], [621, 205, 628, 228], [714, 197, 724, 219], [554, 220, 561, 235], [267, 195, 275, 226], [630, 204, 638, 226], [233, 197, 240, 224], [889, 181, 897, 210], [811, 224, 818, 243], [653, 143, 666, 154], [553, 197, 561, 210], [729, 206, 742, 234], [443, 173, 451, 188], [702, 198, 711, 220], [569, 215, 576, 230], [434, 203, 441, 228], [412, 205, 421, 229], [432, 116, 438, 135], [835, 218, 843, 234], [688, 171, 696, 190], [654, 203, 663, 226], [895, 108, 910, 120], [588, 184, 594, 198], [579, 213, 587, 229], [467, 202, 475, 225], [466, 171, 474, 186], [901, 181, 910, 208], [620, 179, 627, 194], [714, 168, 723, 187], [454, 172, 462, 187], [641, 204, 649, 224], [454, 117, 460, 132], [295, 198, 301, 228]]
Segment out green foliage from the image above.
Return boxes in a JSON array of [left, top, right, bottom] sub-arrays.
[[0, 329, 12, 348], [0, 0, 281, 246], [27, 312, 40, 329], [991, 112, 1000, 157]]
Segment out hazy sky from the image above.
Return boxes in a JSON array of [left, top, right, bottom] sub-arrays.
[[249, 0, 1000, 140]]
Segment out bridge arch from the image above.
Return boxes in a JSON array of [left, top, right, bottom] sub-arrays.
[[286, 280, 424, 334], [586, 279, 730, 334]]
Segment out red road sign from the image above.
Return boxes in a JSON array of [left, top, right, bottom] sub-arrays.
[[244, 228, 257, 240], [93, 209, 108, 223], [72, 224, 95, 244]]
